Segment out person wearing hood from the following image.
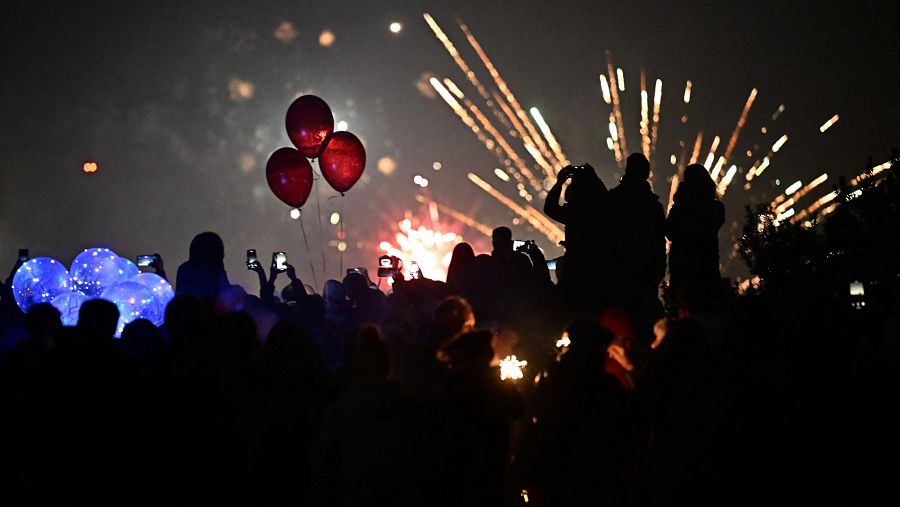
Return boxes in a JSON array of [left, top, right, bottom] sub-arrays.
[[175, 232, 230, 300], [605, 154, 667, 314]]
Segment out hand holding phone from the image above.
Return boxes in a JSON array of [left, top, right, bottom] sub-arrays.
[[137, 254, 160, 267], [246, 249, 259, 270], [18, 249, 29, 262], [272, 252, 288, 272]]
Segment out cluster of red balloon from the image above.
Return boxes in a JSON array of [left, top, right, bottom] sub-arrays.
[[266, 95, 366, 208]]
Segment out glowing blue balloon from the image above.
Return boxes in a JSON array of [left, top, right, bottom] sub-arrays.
[[128, 273, 174, 325], [11, 257, 71, 312], [50, 291, 90, 327], [115, 256, 140, 280], [69, 248, 126, 297], [100, 281, 160, 337]]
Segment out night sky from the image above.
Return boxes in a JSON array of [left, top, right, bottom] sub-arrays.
[[2, 1, 898, 289]]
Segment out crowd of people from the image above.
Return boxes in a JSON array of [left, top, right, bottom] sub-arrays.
[[0, 152, 895, 504]]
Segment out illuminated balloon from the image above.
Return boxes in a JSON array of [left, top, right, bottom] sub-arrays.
[[115, 256, 140, 280], [285, 95, 334, 158], [319, 131, 366, 193], [101, 281, 160, 337], [69, 248, 126, 297], [50, 291, 90, 327], [11, 257, 71, 312], [266, 147, 314, 208], [129, 273, 174, 324]]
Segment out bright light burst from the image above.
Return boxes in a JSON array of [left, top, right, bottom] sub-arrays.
[[499, 355, 527, 380], [378, 215, 464, 281]]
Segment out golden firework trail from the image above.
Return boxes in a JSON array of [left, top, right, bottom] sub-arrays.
[[722, 88, 758, 164], [415, 195, 495, 237], [531, 107, 570, 168], [650, 78, 663, 160], [467, 173, 564, 244], [689, 131, 704, 164], [704, 135, 721, 170], [683, 80, 692, 103], [605, 50, 629, 163], [600, 74, 612, 104], [640, 70, 651, 160], [457, 20, 560, 168], [819, 114, 839, 133]]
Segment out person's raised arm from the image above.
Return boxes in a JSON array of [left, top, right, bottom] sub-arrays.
[[544, 166, 573, 224], [284, 263, 305, 299]]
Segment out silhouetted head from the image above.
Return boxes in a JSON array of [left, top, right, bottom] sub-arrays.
[[77, 299, 120, 340], [188, 232, 225, 268], [218, 311, 259, 362], [323, 280, 346, 307], [342, 272, 368, 302], [441, 329, 494, 370], [164, 294, 206, 344], [566, 319, 615, 355], [24, 302, 61, 344], [431, 295, 476, 352], [679, 163, 718, 200], [564, 164, 607, 205], [625, 153, 651, 181], [492, 227, 513, 254], [263, 321, 322, 372], [447, 242, 476, 285], [347, 325, 391, 383], [120, 318, 163, 360]]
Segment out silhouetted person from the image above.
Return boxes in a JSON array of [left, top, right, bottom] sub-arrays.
[[666, 164, 725, 314], [516, 320, 627, 506], [545, 163, 609, 310], [312, 326, 427, 506], [175, 231, 230, 299], [606, 154, 667, 324], [119, 317, 165, 363], [437, 330, 524, 506], [343, 271, 386, 326], [486, 227, 533, 320], [446, 242, 477, 295]]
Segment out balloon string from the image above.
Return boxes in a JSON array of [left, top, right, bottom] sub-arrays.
[[339, 194, 345, 276], [314, 172, 328, 280], [299, 215, 319, 291]]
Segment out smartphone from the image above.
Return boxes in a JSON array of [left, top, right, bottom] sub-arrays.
[[137, 254, 158, 267], [273, 251, 288, 272], [546, 259, 557, 270], [849, 280, 865, 309], [347, 267, 368, 278], [246, 249, 258, 269], [18, 249, 29, 262], [512, 240, 525, 251]]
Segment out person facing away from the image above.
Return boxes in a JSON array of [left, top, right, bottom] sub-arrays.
[[446, 242, 477, 296], [605, 153, 667, 308], [175, 232, 230, 299], [665, 164, 725, 314], [544, 163, 608, 310]]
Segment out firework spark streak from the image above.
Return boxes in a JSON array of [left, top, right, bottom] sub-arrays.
[[530, 107, 570, 168], [467, 173, 564, 244], [704, 135, 721, 170], [415, 195, 495, 237], [722, 88, 758, 163], [605, 51, 629, 163], [640, 71, 651, 160], [457, 21, 559, 167], [819, 114, 839, 133], [683, 80, 692, 103], [689, 131, 704, 164], [650, 78, 663, 161]]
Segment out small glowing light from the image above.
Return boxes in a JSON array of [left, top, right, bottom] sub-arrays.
[[775, 178, 781, 185], [335, 120, 348, 131], [377, 156, 397, 175], [83, 162, 98, 173], [555, 332, 571, 349], [329, 212, 341, 225], [413, 175, 429, 188], [847, 189, 863, 200], [337, 241, 347, 252], [608, 122, 618, 141], [819, 114, 839, 133], [683, 80, 692, 103], [499, 355, 527, 380], [760, 127, 768, 134], [319, 29, 335, 47], [289, 208, 301, 220], [784, 180, 802, 195], [228, 79, 254, 101], [599, 75, 611, 104], [273, 21, 297, 43], [389, 22, 402, 33], [494, 168, 510, 181], [746, 150, 753, 157], [772, 134, 789, 153], [616, 68, 625, 91], [432, 161, 442, 170], [670, 154, 677, 165], [680, 115, 688, 124], [772, 104, 786, 120], [606, 137, 614, 150]]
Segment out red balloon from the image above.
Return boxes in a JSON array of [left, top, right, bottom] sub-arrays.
[[319, 131, 366, 193], [285, 95, 334, 158], [266, 147, 314, 207]]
